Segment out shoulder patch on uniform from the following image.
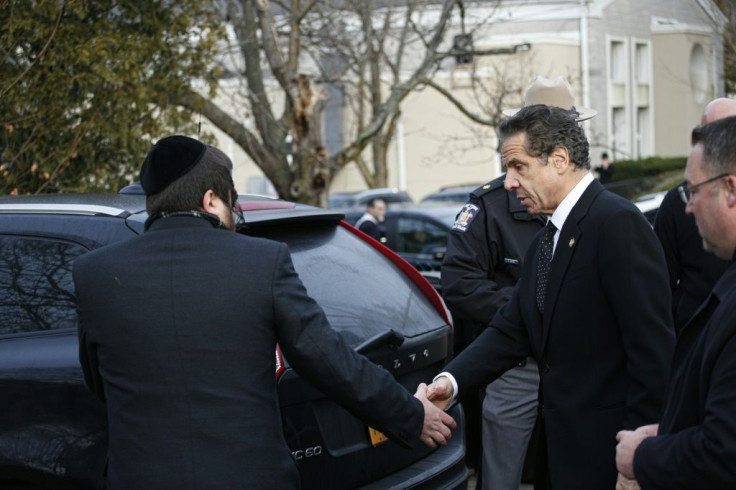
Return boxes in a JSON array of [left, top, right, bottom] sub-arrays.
[[452, 203, 480, 232]]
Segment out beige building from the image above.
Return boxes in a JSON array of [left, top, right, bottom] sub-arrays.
[[225, 0, 726, 203]]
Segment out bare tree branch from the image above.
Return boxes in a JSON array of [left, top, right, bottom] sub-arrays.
[[425, 79, 495, 126], [296, 0, 319, 23], [178, 89, 275, 174], [438, 43, 532, 61], [230, 0, 287, 155], [330, 0, 460, 171], [255, 0, 294, 95]]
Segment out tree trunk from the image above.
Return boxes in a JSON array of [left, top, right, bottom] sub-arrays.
[[290, 74, 330, 207]]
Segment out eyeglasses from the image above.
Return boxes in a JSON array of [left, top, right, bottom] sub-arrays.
[[677, 173, 730, 204]]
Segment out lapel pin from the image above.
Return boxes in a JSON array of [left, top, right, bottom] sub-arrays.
[[568, 237, 575, 248]]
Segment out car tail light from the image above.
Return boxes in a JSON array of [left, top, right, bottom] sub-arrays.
[[339, 220, 453, 327], [275, 345, 285, 380]]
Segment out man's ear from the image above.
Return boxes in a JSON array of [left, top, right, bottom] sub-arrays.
[[201, 189, 218, 213], [725, 176, 736, 208], [549, 146, 570, 171]]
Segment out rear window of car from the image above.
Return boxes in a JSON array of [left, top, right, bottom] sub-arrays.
[[251, 223, 446, 346], [0, 235, 87, 334]]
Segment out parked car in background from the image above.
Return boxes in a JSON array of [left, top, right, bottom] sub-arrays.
[[328, 187, 413, 209], [0, 192, 466, 489], [633, 191, 667, 225], [346, 191, 666, 290], [345, 204, 462, 291], [420, 184, 481, 205]]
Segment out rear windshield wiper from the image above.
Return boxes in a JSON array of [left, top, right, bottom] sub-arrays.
[[355, 329, 405, 354]]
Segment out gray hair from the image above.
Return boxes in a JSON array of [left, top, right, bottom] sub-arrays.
[[497, 104, 590, 169]]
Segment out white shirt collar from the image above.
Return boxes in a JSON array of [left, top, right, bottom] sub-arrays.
[[549, 171, 595, 250], [361, 212, 378, 224]]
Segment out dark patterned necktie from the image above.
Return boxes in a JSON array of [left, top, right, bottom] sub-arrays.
[[536, 221, 557, 313]]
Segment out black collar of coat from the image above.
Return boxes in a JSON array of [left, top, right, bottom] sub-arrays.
[[144, 211, 227, 232]]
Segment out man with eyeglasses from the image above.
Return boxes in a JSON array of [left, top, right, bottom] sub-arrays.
[[616, 115, 736, 489], [653, 98, 734, 333]]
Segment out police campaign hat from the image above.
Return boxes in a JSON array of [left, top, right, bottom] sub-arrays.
[[139, 135, 208, 196], [503, 76, 597, 122]]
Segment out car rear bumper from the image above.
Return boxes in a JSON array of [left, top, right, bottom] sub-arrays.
[[359, 403, 467, 490]]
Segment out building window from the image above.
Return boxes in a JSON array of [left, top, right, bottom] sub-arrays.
[[610, 41, 626, 83], [635, 43, 649, 83], [690, 43, 708, 103], [612, 107, 629, 160], [637, 108, 651, 158]]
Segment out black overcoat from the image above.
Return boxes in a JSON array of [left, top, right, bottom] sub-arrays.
[[74, 215, 424, 490], [634, 260, 736, 489], [443, 179, 675, 489], [653, 186, 728, 332]]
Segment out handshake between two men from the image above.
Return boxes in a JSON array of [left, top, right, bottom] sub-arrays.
[[413, 378, 456, 448]]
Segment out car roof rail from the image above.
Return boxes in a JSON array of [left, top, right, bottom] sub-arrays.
[[0, 203, 131, 217]]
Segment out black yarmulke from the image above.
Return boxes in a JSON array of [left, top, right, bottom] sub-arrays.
[[139, 135, 207, 196]]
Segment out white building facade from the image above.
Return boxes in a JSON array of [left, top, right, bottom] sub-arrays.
[[224, 0, 727, 202]]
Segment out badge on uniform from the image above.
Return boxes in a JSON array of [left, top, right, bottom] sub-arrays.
[[452, 203, 480, 232]]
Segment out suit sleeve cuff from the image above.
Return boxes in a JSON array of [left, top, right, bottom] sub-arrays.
[[433, 372, 459, 405]]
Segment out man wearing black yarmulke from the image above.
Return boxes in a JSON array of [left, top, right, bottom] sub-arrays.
[[73, 135, 456, 489]]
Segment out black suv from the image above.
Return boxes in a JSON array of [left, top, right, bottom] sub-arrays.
[[0, 192, 466, 489]]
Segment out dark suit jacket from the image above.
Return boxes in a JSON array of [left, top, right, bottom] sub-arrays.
[[654, 186, 728, 332], [358, 218, 385, 241], [444, 179, 675, 489], [634, 261, 736, 489], [74, 215, 424, 490]]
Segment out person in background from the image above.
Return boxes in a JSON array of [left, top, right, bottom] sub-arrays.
[[441, 75, 596, 489], [595, 152, 614, 184], [74, 135, 456, 490], [616, 115, 736, 489], [653, 98, 735, 333], [428, 105, 674, 490], [355, 198, 387, 243]]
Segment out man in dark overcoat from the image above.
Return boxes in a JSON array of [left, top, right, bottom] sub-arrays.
[[616, 116, 736, 489], [653, 98, 735, 333], [440, 76, 596, 490], [74, 135, 455, 489], [427, 105, 675, 489], [355, 198, 387, 243]]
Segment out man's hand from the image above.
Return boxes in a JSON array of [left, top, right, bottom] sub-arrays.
[[615, 472, 641, 490], [414, 383, 457, 448], [426, 376, 454, 410], [616, 429, 652, 480]]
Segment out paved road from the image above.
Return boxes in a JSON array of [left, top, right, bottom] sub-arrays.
[[466, 474, 533, 489]]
